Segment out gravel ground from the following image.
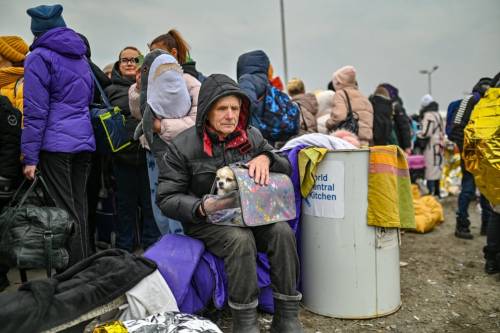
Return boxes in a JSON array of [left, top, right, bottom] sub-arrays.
[[216, 196, 500, 333]]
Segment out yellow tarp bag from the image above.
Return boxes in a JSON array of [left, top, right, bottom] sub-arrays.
[[463, 87, 500, 205], [410, 185, 444, 233], [412, 199, 435, 233], [420, 195, 444, 225]]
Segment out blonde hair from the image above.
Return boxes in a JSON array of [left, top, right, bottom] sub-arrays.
[[287, 78, 305, 96]]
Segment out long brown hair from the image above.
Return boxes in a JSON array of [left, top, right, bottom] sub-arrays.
[[149, 29, 190, 64]]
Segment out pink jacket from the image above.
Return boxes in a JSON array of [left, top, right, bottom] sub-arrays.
[[129, 73, 200, 146], [326, 86, 373, 146]]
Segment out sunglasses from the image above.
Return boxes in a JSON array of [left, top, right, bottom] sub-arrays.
[[120, 57, 140, 65]]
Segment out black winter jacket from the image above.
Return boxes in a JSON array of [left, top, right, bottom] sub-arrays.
[[157, 74, 291, 226], [393, 100, 412, 149], [370, 94, 394, 145], [0, 96, 22, 179], [0, 249, 156, 333], [104, 62, 143, 165]]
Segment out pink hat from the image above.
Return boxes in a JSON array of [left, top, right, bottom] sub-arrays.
[[332, 65, 357, 90]]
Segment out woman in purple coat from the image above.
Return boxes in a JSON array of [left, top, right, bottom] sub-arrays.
[[21, 4, 95, 266]]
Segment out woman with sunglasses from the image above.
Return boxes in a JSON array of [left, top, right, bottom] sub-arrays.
[[104, 46, 160, 253]]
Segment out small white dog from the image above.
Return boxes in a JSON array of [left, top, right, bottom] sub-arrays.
[[215, 166, 239, 195]]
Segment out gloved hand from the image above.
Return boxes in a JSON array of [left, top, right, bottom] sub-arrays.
[[200, 190, 240, 216]]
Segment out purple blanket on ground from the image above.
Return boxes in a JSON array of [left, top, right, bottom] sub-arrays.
[[144, 147, 304, 314]]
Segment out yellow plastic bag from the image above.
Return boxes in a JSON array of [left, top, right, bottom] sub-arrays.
[[412, 199, 434, 233], [420, 195, 444, 225], [410, 194, 444, 233]]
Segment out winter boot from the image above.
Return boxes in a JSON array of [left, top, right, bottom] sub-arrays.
[[230, 307, 260, 333], [485, 259, 499, 274], [455, 217, 473, 239], [455, 228, 474, 239], [271, 298, 304, 333]]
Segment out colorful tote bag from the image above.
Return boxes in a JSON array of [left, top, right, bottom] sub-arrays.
[[206, 163, 296, 227]]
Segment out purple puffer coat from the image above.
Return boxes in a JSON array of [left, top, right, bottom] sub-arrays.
[[22, 27, 95, 165]]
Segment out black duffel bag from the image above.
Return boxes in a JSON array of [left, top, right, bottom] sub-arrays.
[[0, 174, 74, 275]]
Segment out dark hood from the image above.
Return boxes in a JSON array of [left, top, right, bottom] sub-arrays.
[[110, 61, 135, 87], [472, 77, 492, 97], [236, 50, 270, 79], [420, 101, 439, 116], [31, 27, 86, 58], [196, 74, 250, 137]]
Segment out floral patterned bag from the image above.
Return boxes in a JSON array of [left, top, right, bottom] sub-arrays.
[[206, 163, 296, 227]]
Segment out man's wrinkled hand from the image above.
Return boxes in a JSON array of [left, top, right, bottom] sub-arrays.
[[247, 154, 271, 186]]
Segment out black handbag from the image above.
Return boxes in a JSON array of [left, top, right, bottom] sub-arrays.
[[0, 174, 75, 276], [333, 90, 359, 134]]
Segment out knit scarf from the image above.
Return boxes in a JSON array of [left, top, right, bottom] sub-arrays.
[[203, 123, 251, 157], [0, 67, 24, 88]]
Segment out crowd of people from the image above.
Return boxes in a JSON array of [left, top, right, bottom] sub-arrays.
[[0, 3, 499, 333]]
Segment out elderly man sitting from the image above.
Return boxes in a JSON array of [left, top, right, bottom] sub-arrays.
[[157, 74, 303, 333]]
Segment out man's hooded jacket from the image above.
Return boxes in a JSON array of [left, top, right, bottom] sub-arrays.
[[156, 74, 291, 226]]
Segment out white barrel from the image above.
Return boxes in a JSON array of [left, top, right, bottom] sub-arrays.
[[301, 149, 401, 319]]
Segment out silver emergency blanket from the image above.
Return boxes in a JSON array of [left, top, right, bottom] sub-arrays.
[[123, 312, 222, 333]]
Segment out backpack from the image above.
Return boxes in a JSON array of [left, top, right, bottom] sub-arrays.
[[449, 95, 476, 150], [251, 85, 300, 142]]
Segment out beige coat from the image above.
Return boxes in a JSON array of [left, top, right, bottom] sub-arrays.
[[315, 90, 335, 134], [325, 86, 373, 146], [293, 93, 318, 134]]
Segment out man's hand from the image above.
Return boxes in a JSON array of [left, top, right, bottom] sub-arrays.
[[153, 118, 161, 133], [23, 165, 37, 180], [405, 148, 412, 155], [247, 154, 271, 186]]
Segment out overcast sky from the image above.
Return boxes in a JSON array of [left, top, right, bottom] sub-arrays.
[[3, 0, 500, 113]]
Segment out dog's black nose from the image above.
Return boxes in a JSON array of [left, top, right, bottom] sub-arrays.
[[218, 182, 224, 188]]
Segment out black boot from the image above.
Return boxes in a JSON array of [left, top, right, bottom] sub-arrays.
[[271, 298, 304, 333], [455, 228, 474, 239], [231, 307, 260, 333], [485, 259, 499, 274], [455, 217, 473, 239]]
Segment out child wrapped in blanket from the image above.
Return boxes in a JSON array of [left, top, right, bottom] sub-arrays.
[[134, 53, 191, 143]]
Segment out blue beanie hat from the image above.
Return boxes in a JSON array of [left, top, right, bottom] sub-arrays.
[[27, 4, 66, 36]]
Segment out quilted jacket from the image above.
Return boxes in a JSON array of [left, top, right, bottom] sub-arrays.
[[21, 27, 95, 165]]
